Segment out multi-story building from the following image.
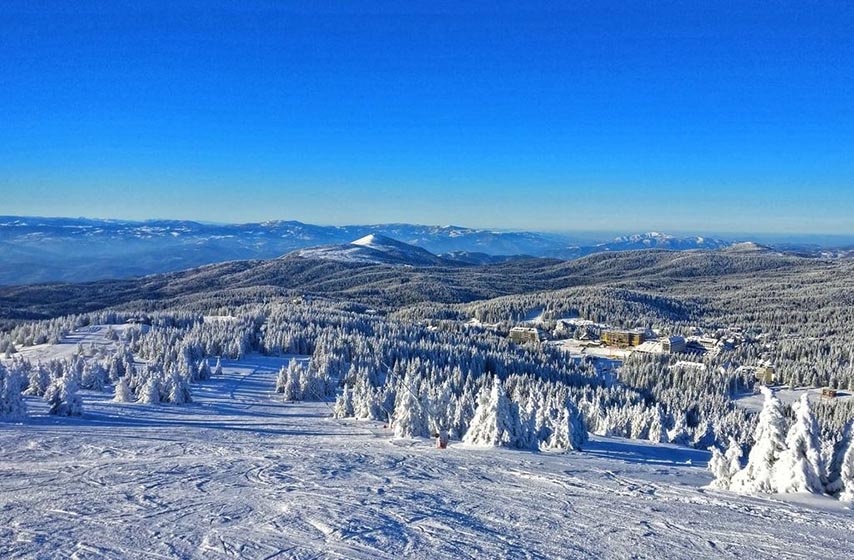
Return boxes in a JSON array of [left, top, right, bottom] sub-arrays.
[[600, 329, 645, 348], [509, 326, 541, 344], [662, 336, 686, 353]]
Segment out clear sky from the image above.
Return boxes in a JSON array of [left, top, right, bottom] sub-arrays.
[[2, 1, 853, 233]]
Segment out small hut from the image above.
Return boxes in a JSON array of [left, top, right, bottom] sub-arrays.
[[821, 388, 839, 399]]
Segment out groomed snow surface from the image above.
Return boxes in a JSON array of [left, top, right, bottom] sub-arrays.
[[2, 355, 854, 558]]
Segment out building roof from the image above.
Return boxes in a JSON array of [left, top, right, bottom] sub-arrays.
[[602, 328, 646, 334]]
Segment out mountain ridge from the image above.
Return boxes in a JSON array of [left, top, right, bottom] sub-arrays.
[[0, 243, 828, 322], [1, 216, 848, 285]]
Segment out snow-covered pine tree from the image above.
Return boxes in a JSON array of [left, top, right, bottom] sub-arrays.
[[333, 386, 354, 419], [350, 375, 370, 418], [568, 399, 588, 449], [730, 386, 788, 493], [138, 377, 161, 405], [647, 405, 668, 443], [724, 437, 744, 484], [81, 362, 107, 392], [709, 438, 742, 490], [542, 400, 587, 452], [667, 413, 692, 447], [773, 394, 826, 494], [838, 436, 854, 502], [284, 362, 301, 401], [113, 377, 135, 403], [0, 363, 27, 419], [826, 422, 853, 496], [279, 359, 304, 401], [516, 396, 539, 450], [65, 376, 84, 416], [298, 363, 327, 401], [451, 387, 476, 440], [44, 379, 63, 415], [167, 371, 192, 404], [25, 364, 51, 397], [213, 357, 223, 376], [426, 381, 452, 437], [197, 360, 211, 381], [709, 446, 729, 488], [463, 377, 517, 447], [44, 375, 83, 416], [392, 372, 429, 439], [275, 365, 287, 394]]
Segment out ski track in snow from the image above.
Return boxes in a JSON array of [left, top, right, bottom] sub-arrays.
[[1, 354, 854, 558]]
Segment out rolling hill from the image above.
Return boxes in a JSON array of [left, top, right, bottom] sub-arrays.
[[294, 234, 457, 267], [0, 239, 841, 323]]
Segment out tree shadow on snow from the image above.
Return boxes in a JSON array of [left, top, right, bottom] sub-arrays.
[[584, 437, 710, 468]]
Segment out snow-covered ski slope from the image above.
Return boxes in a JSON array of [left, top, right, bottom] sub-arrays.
[[2, 356, 854, 559]]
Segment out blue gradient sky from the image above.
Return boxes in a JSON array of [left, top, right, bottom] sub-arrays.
[[2, 1, 853, 233]]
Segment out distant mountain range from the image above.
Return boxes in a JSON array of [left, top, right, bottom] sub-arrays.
[[559, 231, 732, 259], [0, 216, 848, 285], [0, 216, 567, 284]]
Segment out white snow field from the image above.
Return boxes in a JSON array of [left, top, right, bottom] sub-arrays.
[[2, 356, 854, 559], [735, 386, 854, 412], [0, 324, 139, 365]]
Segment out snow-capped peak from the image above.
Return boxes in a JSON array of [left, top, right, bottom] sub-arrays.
[[350, 233, 418, 253], [352, 233, 386, 247]]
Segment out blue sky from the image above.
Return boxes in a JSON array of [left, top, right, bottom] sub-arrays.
[[2, 1, 853, 233]]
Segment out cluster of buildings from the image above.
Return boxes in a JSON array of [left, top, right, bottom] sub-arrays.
[[510, 323, 692, 357], [508, 315, 846, 402], [508, 317, 753, 363]]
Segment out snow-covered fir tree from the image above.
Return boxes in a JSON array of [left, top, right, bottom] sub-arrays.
[[197, 360, 211, 381], [166, 370, 192, 404], [838, 436, 854, 502], [138, 377, 161, 405], [277, 359, 304, 401], [709, 438, 743, 490], [0, 363, 27, 419], [333, 386, 354, 419], [773, 394, 826, 494], [825, 422, 853, 496], [81, 362, 108, 391], [463, 377, 517, 447], [44, 375, 83, 416], [730, 387, 787, 493], [667, 413, 692, 447], [541, 400, 587, 452], [113, 377, 135, 403], [24, 364, 51, 397], [393, 370, 429, 439]]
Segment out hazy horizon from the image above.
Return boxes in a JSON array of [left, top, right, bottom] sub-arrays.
[[4, 213, 854, 247]]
